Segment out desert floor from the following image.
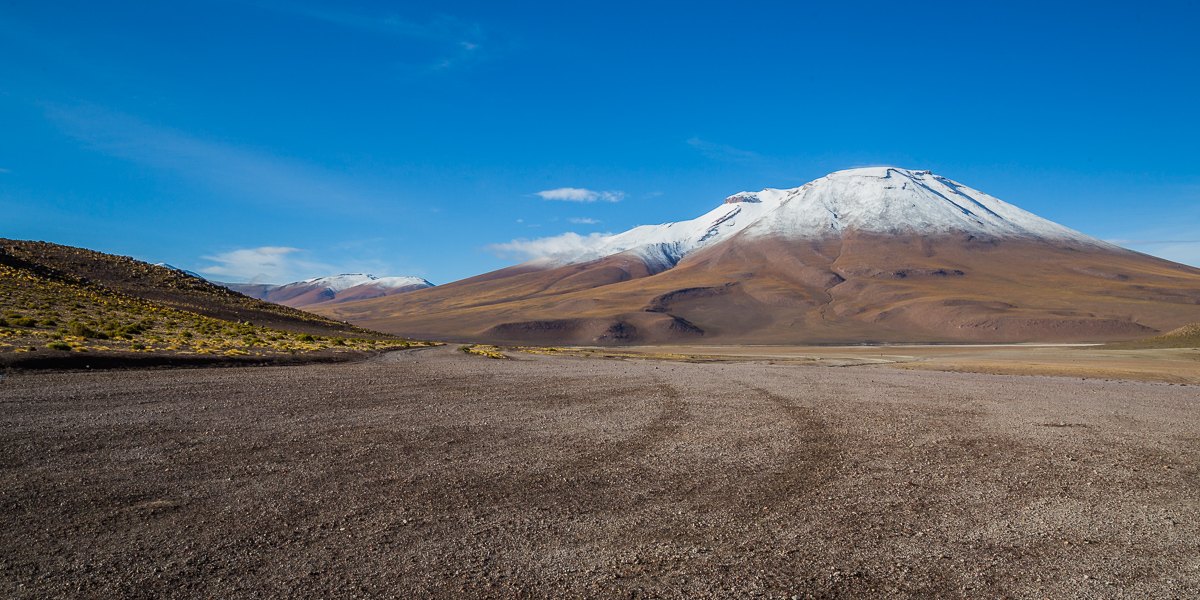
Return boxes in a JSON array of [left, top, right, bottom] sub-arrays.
[[604, 344, 1200, 384], [2, 345, 1198, 599]]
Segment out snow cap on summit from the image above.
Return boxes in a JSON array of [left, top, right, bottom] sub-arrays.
[[743, 167, 1099, 243], [296, 274, 433, 292], [527, 167, 1109, 270]]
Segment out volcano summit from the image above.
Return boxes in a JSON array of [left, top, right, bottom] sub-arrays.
[[316, 168, 1200, 344]]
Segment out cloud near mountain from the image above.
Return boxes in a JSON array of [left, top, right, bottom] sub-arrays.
[[485, 232, 610, 260], [199, 247, 316, 283]]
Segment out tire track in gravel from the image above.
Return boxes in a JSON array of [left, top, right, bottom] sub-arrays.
[[365, 343, 444, 364], [412, 381, 689, 515], [723, 386, 840, 519]]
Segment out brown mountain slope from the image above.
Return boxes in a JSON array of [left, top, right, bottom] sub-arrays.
[[313, 232, 1200, 345], [0, 239, 383, 337]]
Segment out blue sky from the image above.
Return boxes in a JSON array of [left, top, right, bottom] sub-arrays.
[[2, 1, 1198, 284]]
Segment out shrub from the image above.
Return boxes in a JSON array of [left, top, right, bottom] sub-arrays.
[[40, 319, 57, 327], [332, 337, 346, 346], [0, 318, 7, 327], [69, 321, 100, 338], [11, 317, 37, 327], [47, 342, 71, 351], [296, 334, 315, 342], [130, 342, 146, 350], [118, 323, 147, 336], [461, 346, 507, 359]]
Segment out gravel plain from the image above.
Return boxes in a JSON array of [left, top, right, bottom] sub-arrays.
[[2, 345, 1198, 599]]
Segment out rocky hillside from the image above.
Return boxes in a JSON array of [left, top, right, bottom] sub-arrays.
[[0, 239, 382, 336]]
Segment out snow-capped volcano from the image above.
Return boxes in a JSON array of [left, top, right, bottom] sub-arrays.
[[224, 273, 433, 309], [310, 167, 1200, 346], [536, 167, 1107, 271]]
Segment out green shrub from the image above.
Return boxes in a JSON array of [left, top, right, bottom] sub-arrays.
[[69, 321, 100, 338], [332, 337, 346, 346], [40, 319, 56, 327], [130, 342, 146, 350], [117, 323, 147, 336], [296, 334, 315, 342], [47, 342, 71, 351], [11, 317, 37, 327]]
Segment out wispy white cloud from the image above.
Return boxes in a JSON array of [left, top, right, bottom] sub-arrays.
[[568, 217, 601, 224], [199, 246, 332, 284], [535, 188, 624, 202], [485, 232, 610, 261], [687, 137, 759, 161], [43, 102, 375, 209], [0, 168, 10, 173]]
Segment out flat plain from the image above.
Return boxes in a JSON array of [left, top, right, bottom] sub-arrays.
[[604, 344, 1200, 384], [2, 345, 1198, 599]]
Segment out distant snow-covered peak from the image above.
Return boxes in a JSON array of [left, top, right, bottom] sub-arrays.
[[297, 273, 378, 292], [295, 273, 432, 292], [359, 276, 434, 289]]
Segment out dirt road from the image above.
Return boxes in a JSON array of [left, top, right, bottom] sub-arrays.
[[2, 346, 1198, 598]]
